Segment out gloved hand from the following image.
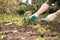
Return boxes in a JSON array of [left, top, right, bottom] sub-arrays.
[[41, 13, 57, 22], [29, 13, 38, 21]]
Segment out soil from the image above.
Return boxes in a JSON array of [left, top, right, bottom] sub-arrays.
[[0, 21, 60, 40], [0, 23, 40, 40]]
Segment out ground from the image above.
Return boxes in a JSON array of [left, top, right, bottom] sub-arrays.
[[0, 15, 60, 40]]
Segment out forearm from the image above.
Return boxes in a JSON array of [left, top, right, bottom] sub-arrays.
[[35, 3, 49, 16], [54, 9, 60, 16]]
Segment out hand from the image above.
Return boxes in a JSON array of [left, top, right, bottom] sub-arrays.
[[29, 13, 38, 21], [41, 13, 57, 22]]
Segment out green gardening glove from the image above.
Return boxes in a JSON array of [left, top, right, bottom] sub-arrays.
[[29, 13, 38, 21]]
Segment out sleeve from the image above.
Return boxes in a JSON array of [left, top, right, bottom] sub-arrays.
[[46, 0, 56, 6]]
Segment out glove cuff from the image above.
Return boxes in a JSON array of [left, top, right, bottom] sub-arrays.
[[33, 13, 39, 17]]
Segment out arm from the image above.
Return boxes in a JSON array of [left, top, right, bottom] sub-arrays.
[[35, 0, 56, 16], [54, 9, 60, 16], [29, 0, 56, 21], [35, 3, 49, 16], [41, 9, 60, 22], [29, 3, 49, 21]]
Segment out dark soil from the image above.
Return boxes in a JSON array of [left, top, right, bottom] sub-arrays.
[[0, 23, 40, 40], [40, 21, 60, 32], [0, 21, 60, 40]]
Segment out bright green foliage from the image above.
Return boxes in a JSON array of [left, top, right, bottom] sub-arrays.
[[44, 25, 49, 29], [57, 38, 60, 40], [30, 24, 40, 29], [16, 15, 24, 26], [0, 19, 4, 24], [0, 15, 20, 24], [36, 37, 45, 40], [16, 20, 23, 26], [30, 23, 47, 34], [37, 28, 46, 34], [0, 32, 3, 36]]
